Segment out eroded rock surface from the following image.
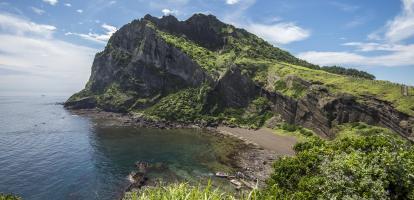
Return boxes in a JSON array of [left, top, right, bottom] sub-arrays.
[[65, 14, 413, 140]]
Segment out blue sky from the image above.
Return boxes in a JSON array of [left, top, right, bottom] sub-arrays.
[[0, 0, 413, 95]]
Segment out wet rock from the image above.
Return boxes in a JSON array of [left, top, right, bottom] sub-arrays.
[[64, 97, 97, 109]]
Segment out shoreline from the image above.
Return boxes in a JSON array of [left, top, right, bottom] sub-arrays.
[[68, 108, 297, 188]]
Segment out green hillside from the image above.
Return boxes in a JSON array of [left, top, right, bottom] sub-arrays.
[[152, 21, 414, 116]]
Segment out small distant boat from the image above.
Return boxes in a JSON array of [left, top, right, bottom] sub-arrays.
[[215, 172, 229, 178]]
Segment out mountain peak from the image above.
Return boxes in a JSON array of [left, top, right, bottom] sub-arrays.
[[186, 13, 221, 23], [142, 13, 228, 50]]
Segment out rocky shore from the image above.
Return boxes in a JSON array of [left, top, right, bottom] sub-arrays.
[[69, 109, 289, 188]]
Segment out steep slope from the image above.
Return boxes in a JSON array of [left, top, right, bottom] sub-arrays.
[[65, 14, 414, 140]]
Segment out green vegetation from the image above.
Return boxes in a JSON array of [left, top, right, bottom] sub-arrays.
[[124, 183, 259, 200], [0, 194, 21, 200], [72, 15, 414, 121], [97, 83, 134, 112], [156, 30, 227, 78], [273, 78, 308, 99], [155, 19, 413, 114], [143, 86, 273, 129], [262, 123, 414, 200], [125, 124, 414, 200], [268, 62, 414, 115], [144, 87, 208, 122], [321, 65, 376, 80], [67, 88, 93, 102], [217, 97, 273, 129]]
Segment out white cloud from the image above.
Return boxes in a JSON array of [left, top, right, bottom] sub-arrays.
[[342, 42, 406, 52], [0, 13, 97, 94], [221, 0, 308, 45], [226, 0, 240, 5], [384, 0, 414, 42], [297, 51, 364, 66], [0, 13, 56, 37], [42, 0, 58, 6], [298, 44, 414, 67], [299, 0, 414, 68], [31, 7, 45, 15], [65, 23, 117, 43], [64, 3, 72, 7], [76, 9, 83, 13], [245, 22, 310, 45], [161, 8, 177, 16]]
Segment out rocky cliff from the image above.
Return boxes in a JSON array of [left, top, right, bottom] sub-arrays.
[[65, 14, 414, 140]]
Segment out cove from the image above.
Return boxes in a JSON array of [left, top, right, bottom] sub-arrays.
[[0, 96, 243, 200]]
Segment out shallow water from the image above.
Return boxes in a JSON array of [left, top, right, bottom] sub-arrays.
[[0, 96, 240, 199]]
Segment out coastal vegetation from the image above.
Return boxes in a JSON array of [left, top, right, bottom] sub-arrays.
[[126, 123, 414, 200], [124, 183, 258, 200], [0, 194, 21, 200], [262, 123, 414, 200]]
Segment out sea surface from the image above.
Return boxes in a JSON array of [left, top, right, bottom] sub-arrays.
[[0, 96, 239, 200]]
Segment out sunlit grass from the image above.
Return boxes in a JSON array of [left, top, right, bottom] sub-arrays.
[[123, 182, 259, 200], [268, 62, 414, 115]]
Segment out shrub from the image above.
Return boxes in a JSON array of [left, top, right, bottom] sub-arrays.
[[322, 65, 376, 80], [263, 127, 414, 200]]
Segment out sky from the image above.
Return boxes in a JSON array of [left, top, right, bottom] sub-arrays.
[[0, 0, 413, 96]]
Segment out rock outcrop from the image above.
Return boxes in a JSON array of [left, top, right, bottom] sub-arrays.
[[65, 14, 413, 140]]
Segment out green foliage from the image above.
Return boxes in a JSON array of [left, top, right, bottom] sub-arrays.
[[157, 30, 225, 77], [67, 89, 93, 102], [236, 58, 271, 86], [276, 123, 314, 137], [97, 83, 134, 112], [144, 90, 272, 128], [218, 97, 273, 129], [263, 124, 414, 200], [144, 87, 208, 122], [124, 182, 259, 200], [272, 78, 308, 99], [223, 32, 316, 69], [322, 65, 376, 80], [0, 194, 21, 200]]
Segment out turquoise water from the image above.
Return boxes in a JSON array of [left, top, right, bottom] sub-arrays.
[[0, 96, 238, 199]]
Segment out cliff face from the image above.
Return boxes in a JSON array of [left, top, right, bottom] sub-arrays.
[[65, 14, 414, 140]]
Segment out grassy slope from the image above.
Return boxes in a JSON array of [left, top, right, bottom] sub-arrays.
[[153, 21, 414, 116], [269, 62, 414, 115]]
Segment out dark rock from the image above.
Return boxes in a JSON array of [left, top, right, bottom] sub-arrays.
[[263, 85, 414, 139], [64, 97, 96, 109], [206, 66, 260, 109]]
